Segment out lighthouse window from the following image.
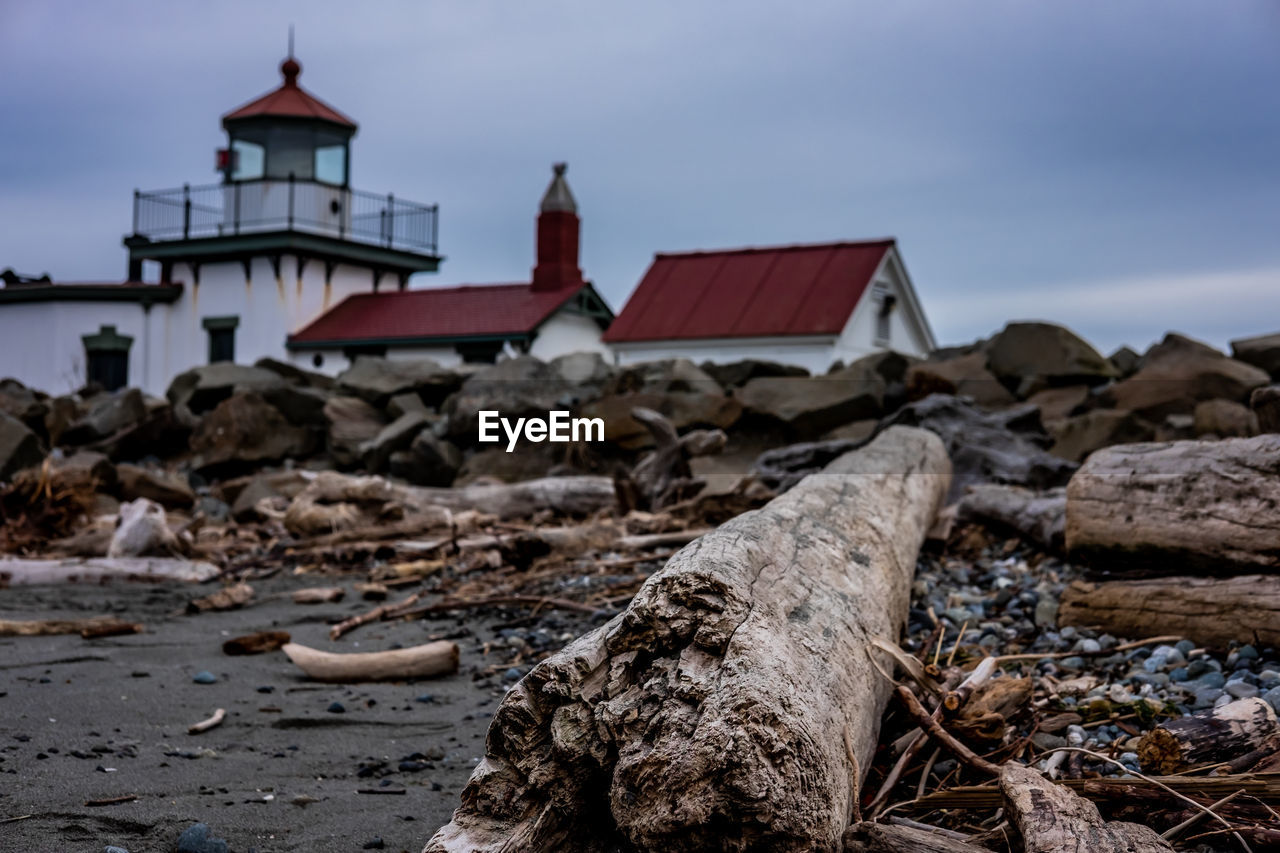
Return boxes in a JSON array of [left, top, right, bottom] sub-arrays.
[[82, 325, 133, 392], [202, 315, 239, 364], [314, 144, 346, 185], [230, 139, 264, 181]]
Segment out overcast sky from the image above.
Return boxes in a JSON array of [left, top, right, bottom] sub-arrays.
[[2, 2, 1278, 354]]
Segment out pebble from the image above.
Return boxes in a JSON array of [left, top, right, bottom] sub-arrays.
[[1225, 681, 1259, 699], [176, 823, 229, 853], [326, 702, 345, 714], [363, 839, 386, 850], [1263, 686, 1280, 713], [1193, 687, 1224, 708], [105, 847, 130, 853], [1079, 638, 1101, 654], [192, 671, 217, 685], [414, 693, 435, 703]]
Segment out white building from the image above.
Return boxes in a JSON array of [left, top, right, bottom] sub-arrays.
[[603, 239, 935, 373], [0, 55, 612, 396]]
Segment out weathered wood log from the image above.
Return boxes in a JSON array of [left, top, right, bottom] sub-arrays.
[[843, 822, 993, 853], [957, 484, 1065, 552], [1000, 763, 1175, 853], [284, 471, 617, 536], [292, 586, 346, 604], [1138, 698, 1280, 775], [0, 617, 143, 638], [0, 556, 219, 585], [1058, 575, 1280, 648], [908, 773, 1280, 811], [424, 426, 951, 853], [282, 640, 459, 682], [617, 406, 727, 511], [1065, 436, 1280, 575]]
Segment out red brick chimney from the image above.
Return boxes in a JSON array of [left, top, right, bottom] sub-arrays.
[[531, 163, 583, 291]]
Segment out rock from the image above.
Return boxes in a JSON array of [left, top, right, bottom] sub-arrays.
[[176, 822, 229, 853], [86, 402, 189, 464], [1231, 331, 1280, 379], [1155, 413, 1197, 442], [607, 358, 723, 395], [0, 411, 44, 481], [1193, 398, 1258, 438], [109, 498, 182, 557], [116, 463, 195, 509], [905, 351, 1017, 408], [337, 356, 461, 407], [1102, 333, 1270, 419], [0, 378, 48, 435], [1109, 345, 1142, 378], [389, 431, 462, 487], [1026, 385, 1091, 424], [260, 383, 330, 427], [445, 356, 569, 441], [324, 396, 387, 468], [883, 394, 1077, 501], [360, 411, 430, 472], [386, 392, 428, 419], [192, 671, 217, 685], [550, 351, 617, 389], [104, 846, 130, 853], [47, 450, 117, 493], [254, 356, 335, 389], [736, 357, 886, 439], [1251, 385, 1280, 433], [61, 388, 148, 445], [820, 418, 878, 443], [454, 445, 561, 485], [958, 485, 1067, 552], [985, 321, 1117, 397], [700, 359, 808, 389], [327, 701, 345, 713], [190, 392, 318, 473], [1049, 409, 1155, 463], [43, 394, 82, 445], [229, 475, 286, 522], [167, 363, 287, 417], [580, 391, 742, 449]]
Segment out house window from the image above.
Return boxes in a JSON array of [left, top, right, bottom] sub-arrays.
[[873, 284, 895, 347], [82, 325, 133, 391], [202, 315, 239, 363]]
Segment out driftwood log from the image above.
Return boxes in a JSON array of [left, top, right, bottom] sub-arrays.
[[957, 484, 1065, 552], [1065, 436, 1280, 575], [1000, 764, 1174, 853], [282, 640, 459, 683], [615, 406, 727, 511], [0, 556, 219, 585], [0, 617, 143, 638], [843, 822, 992, 853], [1138, 698, 1280, 775], [1059, 575, 1280, 648], [424, 426, 950, 853]]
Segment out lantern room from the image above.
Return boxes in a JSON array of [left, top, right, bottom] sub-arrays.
[[220, 56, 356, 187]]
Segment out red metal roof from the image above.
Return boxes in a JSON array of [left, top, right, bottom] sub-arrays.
[[603, 240, 894, 343], [222, 58, 357, 129], [288, 283, 587, 345]]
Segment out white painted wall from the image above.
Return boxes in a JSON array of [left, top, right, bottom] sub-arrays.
[[528, 310, 610, 361]]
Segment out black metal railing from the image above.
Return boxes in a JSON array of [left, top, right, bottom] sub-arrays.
[[131, 177, 439, 255]]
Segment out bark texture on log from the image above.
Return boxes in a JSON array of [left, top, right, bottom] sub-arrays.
[[1137, 697, 1279, 775], [1000, 764, 1175, 853], [843, 822, 992, 853], [1058, 575, 1280, 648], [1065, 436, 1280, 575], [424, 427, 950, 853]]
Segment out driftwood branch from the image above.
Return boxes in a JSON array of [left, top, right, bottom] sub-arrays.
[[282, 641, 459, 683]]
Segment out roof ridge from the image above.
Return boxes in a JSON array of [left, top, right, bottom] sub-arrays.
[[653, 238, 895, 260]]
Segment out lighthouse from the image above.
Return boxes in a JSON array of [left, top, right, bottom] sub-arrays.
[[122, 53, 442, 377]]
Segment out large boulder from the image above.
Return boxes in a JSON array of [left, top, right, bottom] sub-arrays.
[[454, 446, 561, 485], [1253, 385, 1280, 434], [389, 431, 463, 487], [167, 363, 287, 417], [1108, 345, 1142, 378], [254, 357, 335, 389], [323, 396, 387, 469], [579, 391, 743, 449], [984, 322, 1117, 397], [883, 394, 1077, 501], [1025, 385, 1091, 425], [1101, 333, 1270, 420], [0, 379, 48, 436], [445, 356, 569, 442], [736, 356, 887, 439], [60, 388, 148, 445], [0, 412, 45, 481], [1193, 399, 1258, 438], [116, 463, 195, 509], [905, 352, 1016, 408], [360, 411, 430, 473], [1049, 409, 1155, 463], [1230, 331, 1280, 380], [701, 359, 809, 389], [606, 358, 723, 396], [190, 392, 318, 472], [259, 384, 330, 428], [336, 356, 462, 408]]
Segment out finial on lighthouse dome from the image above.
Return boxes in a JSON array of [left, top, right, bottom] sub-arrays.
[[281, 56, 301, 86]]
